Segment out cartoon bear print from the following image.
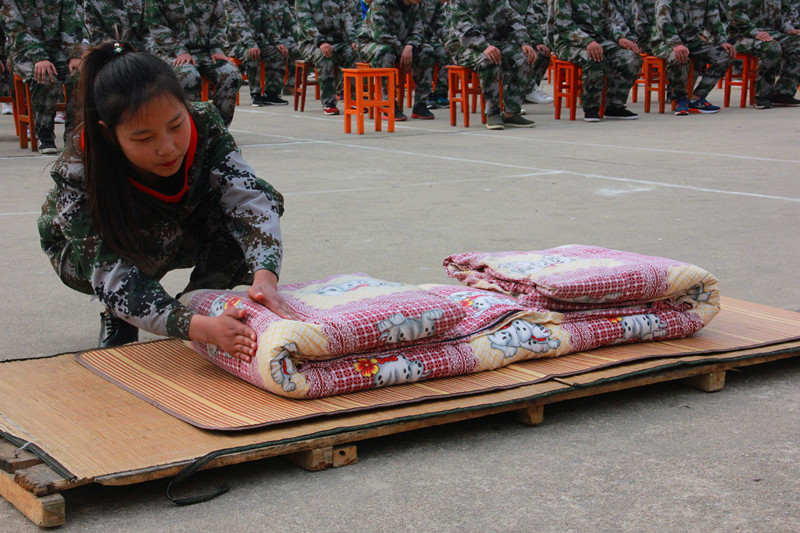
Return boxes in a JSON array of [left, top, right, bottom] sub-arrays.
[[376, 309, 444, 343], [618, 314, 667, 341], [487, 319, 561, 358], [497, 255, 576, 276], [373, 355, 431, 388]]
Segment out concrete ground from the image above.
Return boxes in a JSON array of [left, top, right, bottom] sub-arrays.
[[0, 84, 799, 532]]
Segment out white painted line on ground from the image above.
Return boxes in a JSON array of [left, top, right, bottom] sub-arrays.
[[0, 211, 40, 216]]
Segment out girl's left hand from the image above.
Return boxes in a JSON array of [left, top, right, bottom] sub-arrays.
[[247, 269, 299, 320]]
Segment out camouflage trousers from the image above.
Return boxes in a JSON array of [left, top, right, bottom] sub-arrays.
[[300, 42, 356, 107], [360, 42, 435, 104], [10, 49, 76, 144], [554, 39, 643, 109], [173, 56, 242, 126], [733, 33, 800, 99], [431, 42, 452, 96], [528, 52, 551, 90], [243, 44, 301, 95], [455, 42, 533, 114], [651, 40, 732, 101], [50, 192, 253, 299]]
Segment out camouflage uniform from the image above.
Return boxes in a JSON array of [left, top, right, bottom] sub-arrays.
[[359, 0, 435, 105], [650, 0, 732, 102], [295, 0, 357, 108], [728, 0, 800, 100], [38, 102, 285, 340], [0, 22, 10, 101], [147, 0, 242, 126], [420, 0, 452, 99], [633, 0, 656, 51], [448, 0, 534, 115], [508, 0, 550, 91], [2, 0, 83, 146], [550, 0, 643, 110], [82, 0, 151, 51], [228, 0, 300, 97]]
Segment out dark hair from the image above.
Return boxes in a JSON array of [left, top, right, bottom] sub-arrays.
[[79, 41, 190, 269]]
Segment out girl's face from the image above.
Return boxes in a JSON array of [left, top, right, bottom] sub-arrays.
[[113, 93, 191, 181]]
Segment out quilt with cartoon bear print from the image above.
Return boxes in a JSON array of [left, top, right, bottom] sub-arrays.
[[182, 247, 719, 399]]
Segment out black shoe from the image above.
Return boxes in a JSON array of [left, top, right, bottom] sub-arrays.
[[38, 141, 58, 155], [604, 106, 638, 120], [583, 107, 601, 122], [770, 94, 800, 106], [754, 97, 772, 109], [98, 312, 139, 348], [250, 93, 267, 107], [262, 91, 289, 105], [393, 103, 407, 122], [411, 102, 434, 119]]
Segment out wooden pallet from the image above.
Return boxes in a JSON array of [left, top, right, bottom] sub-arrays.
[[1, 346, 796, 527]]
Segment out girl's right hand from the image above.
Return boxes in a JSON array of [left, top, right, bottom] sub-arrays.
[[189, 307, 257, 362]]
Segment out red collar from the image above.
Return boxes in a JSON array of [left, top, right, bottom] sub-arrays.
[[81, 114, 198, 204]]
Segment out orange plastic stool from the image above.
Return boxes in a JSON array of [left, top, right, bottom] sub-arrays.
[[641, 55, 667, 114], [446, 65, 485, 127], [342, 67, 396, 134], [293, 60, 321, 111], [13, 74, 37, 151], [553, 59, 605, 120], [723, 53, 757, 108]]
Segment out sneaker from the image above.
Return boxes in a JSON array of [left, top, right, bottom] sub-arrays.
[[689, 97, 720, 114], [385, 103, 407, 121], [502, 113, 535, 128], [1, 102, 12, 115], [411, 102, 434, 119], [525, 83, 555, 104], [323, 106, 340, 115], [38, 141, 58, 155], [98, 311, 139, 348], [54, 111, 66, 124], [250, 93, 267, 106], [604, 106, 638, 120], [519, 108, 527, 115], [770, 94, 800, 106], [754, 98, 772, 109], [674, 98, 691, 116], [486, 113, 505, 130], [262, 91, 288, 105], [584, 107, 601, 122]]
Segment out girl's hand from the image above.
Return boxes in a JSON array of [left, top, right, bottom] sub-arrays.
[[189, 308, 257, 362], [247, 270, 299, 320]]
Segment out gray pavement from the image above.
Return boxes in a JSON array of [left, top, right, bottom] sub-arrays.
[[1, 86, 799, 532]]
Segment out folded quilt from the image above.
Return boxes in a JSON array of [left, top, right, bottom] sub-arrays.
[[181, 248, 719, 399]]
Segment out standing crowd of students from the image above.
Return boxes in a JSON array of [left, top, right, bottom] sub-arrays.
[[3, 0, 800, 151]]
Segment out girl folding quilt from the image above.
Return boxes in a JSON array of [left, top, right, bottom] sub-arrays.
[[181, 247, 720, 399]]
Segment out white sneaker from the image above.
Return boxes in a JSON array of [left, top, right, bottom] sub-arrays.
[[54, 110, 66, 124], [525, 83, 554, 104], [1, 103, 12, 115]]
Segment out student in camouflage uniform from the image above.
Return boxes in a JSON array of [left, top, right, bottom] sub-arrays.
[[82, 0, 151, 51], [39, 42, 293, 353], [448, 0, 538, 129], [550, 0, 643, 121], [508, 0, 553, 104], [420, 0, 452, 108], [295, 0, 357, 115], [728, 0, 800, 108], [228, 0, 299, 106], [2, 0, 83, 154], [359, 0, 436, 120], [650, 0, 734, 115], [633, 0, 656, 52], [147, 0, 242, 126]]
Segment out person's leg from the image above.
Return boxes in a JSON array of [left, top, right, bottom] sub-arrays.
[[53, 56, 78, 141], [260, 45, 289, 103], [773, 33, 800, 101], [411, 43, 435, 105], [301, 42, 340, 110], [197, 57, 242, 126], [734, 37, 782, 103], [688, 42, 732, 100], [601, 41, 642, 110], [497, 41, 532, 115], [173, 63, 204, 102], [284, 43, 301, 93], [554, 43, 605, 116], [457, 47, 501, 114], [429, 42, 451, 104], [12, 55, 61, 149], [654, 42, 690, 103], [243, 56, 263, 104]]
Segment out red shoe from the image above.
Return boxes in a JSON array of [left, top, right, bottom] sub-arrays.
[[323, 106, 340, 116]]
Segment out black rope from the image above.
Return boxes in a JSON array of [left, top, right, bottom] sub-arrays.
[[166, 450, 229, 506]]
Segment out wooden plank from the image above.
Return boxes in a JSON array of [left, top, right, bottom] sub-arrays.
[[286, 446, 333, 471], [332, 445, 358, 467], [681, 371, 727, 392], [14, 463, 79, 497], [0, 440, 42, 473], [0, 469, 64, 527], [513, 403, 545, 426]]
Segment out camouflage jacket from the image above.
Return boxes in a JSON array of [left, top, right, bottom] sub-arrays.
[[147, 0, 229, 58], [727, 0, 796, 38], [550, 0, 634, 48], [653, 0, 726, 47], [358, 0, 424, 49], [1, 0, 83, 63], [227, 0, 298, 55], [507, 0, 546, 46], [82, 0, 151, 50], [295, 0, 356, 47], [633, 0, 657, 43], [419, 0, 447, 45], [448, 0, 530, 55], [39, 103, 285, 340]]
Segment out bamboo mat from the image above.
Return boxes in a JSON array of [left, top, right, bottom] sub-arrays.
[[0, 297, 799, 481]]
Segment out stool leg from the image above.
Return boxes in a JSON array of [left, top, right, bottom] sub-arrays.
[[448, 70, 457, 126], [569, 66, 578, 121], [294, 62, 302, 111]]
